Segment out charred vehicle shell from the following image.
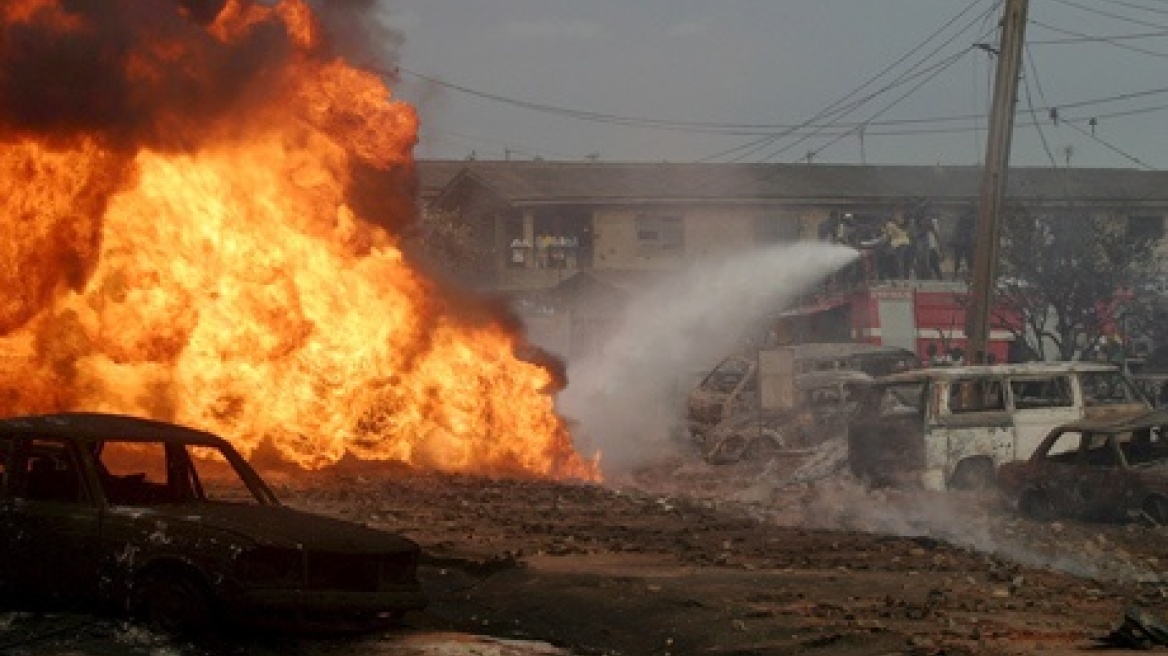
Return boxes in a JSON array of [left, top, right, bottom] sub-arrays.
[[998, 409, 1168, 524], [0, 413, 426, 634], [847, 362, 1151, 491], [702, 370, 873, 464], [687, 342, 919, 458]]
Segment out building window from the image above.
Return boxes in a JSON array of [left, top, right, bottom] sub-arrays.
[[636, 214, 684, 255]]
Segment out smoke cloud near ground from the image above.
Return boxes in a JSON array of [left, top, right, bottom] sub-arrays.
[[673, 449, 1163, 584], [558, 242, 857, 474]]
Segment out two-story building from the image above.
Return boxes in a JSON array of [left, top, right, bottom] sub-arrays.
[[417, 160, 1168, 362]]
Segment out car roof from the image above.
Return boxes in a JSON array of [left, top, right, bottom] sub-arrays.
[[0, 412, 227, 446], [1051, 409, 1168, 433], [788, 342, 918, 360], [876, 361, 1120, 384], [796, 370, 874, 388]]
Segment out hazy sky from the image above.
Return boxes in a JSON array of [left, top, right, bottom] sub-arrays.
[[384, 1, 1168, 169]]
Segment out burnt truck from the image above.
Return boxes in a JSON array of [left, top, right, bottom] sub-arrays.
[[847, 362, 1152, 491], [687, 343, 920, 463]]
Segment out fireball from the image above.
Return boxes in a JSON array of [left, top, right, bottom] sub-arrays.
[[0, 0, 599, 480]]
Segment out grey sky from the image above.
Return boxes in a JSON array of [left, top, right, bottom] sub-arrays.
[[385, 1, 1168, 169]]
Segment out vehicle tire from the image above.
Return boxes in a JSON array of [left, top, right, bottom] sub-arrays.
[[1019, 490, 1058, 522], [1143, 495, 1168, 526], [136, 571, 216, 638], [949, 458, 996, 492]]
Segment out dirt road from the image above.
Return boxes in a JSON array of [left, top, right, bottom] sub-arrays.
[[279, 452, 1168, 656]]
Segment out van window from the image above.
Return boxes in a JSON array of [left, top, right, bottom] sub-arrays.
[[1010, 376, 1074, 410], [701, 358, 751, 394], [856, 354, 920, 377], [949, 378, 1006, 413], [1081, 370, 1144, 406], [870, 382, 925, 417]]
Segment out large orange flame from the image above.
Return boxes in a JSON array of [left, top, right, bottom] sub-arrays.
[[0, 0, 599, 480]]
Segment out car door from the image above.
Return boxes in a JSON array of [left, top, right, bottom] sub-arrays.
[[7, 437, 103, 603], [1073, 431, 1131, 520], [1021, 429, 1087, 517]]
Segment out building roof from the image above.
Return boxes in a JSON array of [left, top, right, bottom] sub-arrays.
[[879, 361, 1122, 384], [418, 160, 1168, 209]]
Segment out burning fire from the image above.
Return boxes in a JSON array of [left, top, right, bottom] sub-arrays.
[[0, 0, 599, 480]]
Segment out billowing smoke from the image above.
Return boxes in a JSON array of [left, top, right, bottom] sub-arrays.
[[0, 0, 295, 149], [558, 242, 858, 474], [309, 0, 404, 69]]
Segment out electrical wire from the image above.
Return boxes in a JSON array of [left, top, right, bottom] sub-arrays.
[[1044, 0, 1168, 31], [1064, 120, 1158, 169], [1094, 0, 1168, 19], [787, 49, 977, 164], [698, 0, 1002, 162], [1029, 28, 1168, 44], [395, 60, 1168, 143], [391, 3, 1168, 165], [1029, 18, 1168, 57], [776, 10, 1006, 165]]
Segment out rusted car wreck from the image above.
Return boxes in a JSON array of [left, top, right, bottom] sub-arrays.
[[688, 343, 918, 463], [0, 413, 426, 634], [847, 362, 1150, 490], [998, 409, 1168, 524]]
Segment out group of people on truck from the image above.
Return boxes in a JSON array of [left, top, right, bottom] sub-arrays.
[[818, 199, 976, 283]]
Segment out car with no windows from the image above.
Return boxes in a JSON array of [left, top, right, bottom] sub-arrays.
[[0, 412, 426, 634], [998, 409, 1168, 524]]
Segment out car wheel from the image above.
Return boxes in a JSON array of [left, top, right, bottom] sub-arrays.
[[949, 459, 996, 492], [1143, 495, 1168, 526], [137, 572, 216, 638], [1019, 490, 1058, 522]]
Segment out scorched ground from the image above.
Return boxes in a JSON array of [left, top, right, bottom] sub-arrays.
[[5, 452, 1168, 656]]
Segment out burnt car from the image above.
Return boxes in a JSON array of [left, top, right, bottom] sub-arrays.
[[998, 409, 1168, 524], [702, 370, 871, 464], [0, 412, 426, 634]]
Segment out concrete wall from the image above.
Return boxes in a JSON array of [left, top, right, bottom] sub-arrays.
[[591, 206, 804, 270]]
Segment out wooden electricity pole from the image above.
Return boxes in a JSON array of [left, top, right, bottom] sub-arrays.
[[966, 0, 1030, 364]]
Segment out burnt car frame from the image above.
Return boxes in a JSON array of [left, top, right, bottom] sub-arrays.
[[0, 412, 425, 634], [702, 369, 872, 464], [687, 342, 919, 447], [998, 409, 1168, 524]]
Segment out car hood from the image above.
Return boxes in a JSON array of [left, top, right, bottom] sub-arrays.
[[112, 503, 418, 554]]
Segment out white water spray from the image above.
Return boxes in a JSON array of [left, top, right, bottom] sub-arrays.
[[559, 242, 857, 474]]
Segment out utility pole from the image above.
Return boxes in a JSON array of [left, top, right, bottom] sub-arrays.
[[965, 0, 1029, 364]]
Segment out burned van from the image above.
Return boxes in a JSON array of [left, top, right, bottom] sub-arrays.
[[847, 362, 1151, 491], [686, 342, 920, 444]]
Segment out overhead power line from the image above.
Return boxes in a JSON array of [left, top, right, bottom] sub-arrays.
[[1093, 0, 1168, 19], [1044, 0, 1168, 31], [710, 0, 1004, 162], [1029, 28, 1168, 44], [1029, 18, 1168, 57], [1065, 120, 1157, 169]]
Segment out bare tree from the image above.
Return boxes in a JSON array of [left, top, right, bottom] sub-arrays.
[[994, 203, 1161, 361]]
